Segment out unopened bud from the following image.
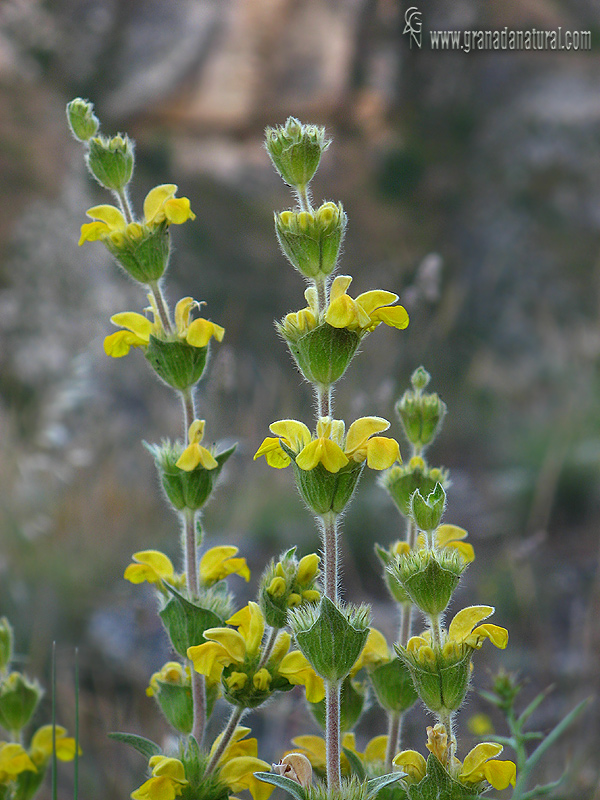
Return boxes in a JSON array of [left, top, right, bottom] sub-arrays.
[[66, 98, 100, 141], [265, 117, 330, 190], [86, 133, 134, 191]]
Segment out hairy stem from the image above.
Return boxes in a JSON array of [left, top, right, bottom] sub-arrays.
[[205, 705, 245, 775], [114, 188, 134, 224], [325, 681, 342, 790], [316, 385, 332, 418], [191, 672, 206, 747], [181, 388, 196, 437], [321, 513, 339, 602], [182, 508, 199, 599], [257, 626, 280, 670], [385, 711, 402, 771], [296, 184, 312, 213], [399, 602, 413, 647], [148, 280, 173, 334]]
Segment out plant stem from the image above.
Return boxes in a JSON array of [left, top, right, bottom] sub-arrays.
[[321, 513, 339, 602], [399, 602, 413, 647], [385, 711, 402, 770], [257, 626, 280, 670], [183, 508, 199, 599], [181, 388, 196, 436], [316, 385, 331, 418], [440, 711, 455, 766], [114, 188, 134, 224], [297, 184, 312, 213], [325, 680, 342, 790], [430, 614, 442, 651], [148, 280, 173, 334], [191, 672, 207, 747], [315, 277, 327, 317], [205, 705, 245, 775]]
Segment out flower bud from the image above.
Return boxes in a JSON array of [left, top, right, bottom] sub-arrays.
[[265, 117, 330, 189], [259, 549, 321, 628], [289, 598, 370, 683], [396, 378, 447, 453], [275, 202, 346, 278], [410, 483, 446, 532], [0, 673, 42, 732], [0, 618, 13, 672], [380, 457, 448, 519], [86, 133, 134, 191], [66, 98, 99, 141]]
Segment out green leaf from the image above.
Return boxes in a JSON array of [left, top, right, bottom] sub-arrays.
[[342, 746, 366, 781], [407, 755, 479, 800], [159, 583, 224, 657], [253, 772, 307, 800], [108, 732, 161, 760], [365, 772, 406, 799]]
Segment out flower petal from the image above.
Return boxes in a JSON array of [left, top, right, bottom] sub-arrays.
[[253, 437, 291, 468], [144, 184, 177, 224], [483, 760, 516, 789], [365, 437, 400, 469], [371, 304, 410, 330], [470, 623, 509, 650], [345, 416, 390, 454], [86, 204, 126, 230], [110, 312, 153, 340], [278, 652, 325, 703], [103, 330, 146, 357], [461, 742, 503, 780], [448, 606, 494, 642], [227, 603, 265, 655], [355, 289, 398, 316], [269, 420, 312, 452]]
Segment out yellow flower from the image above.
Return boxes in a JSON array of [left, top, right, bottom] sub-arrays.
[[350, 627, 390, 674], [104, 296, 224, 359], [176, 420, 219, 471], [458, 742, 516, 790], [416, 524, 475, 563], [187, 603, 265, 682], [199, 546, 250, 585], [210, 728, 274, 800], [288, 733, 386, 775], [188, 604, 324, 703], [277, 651, 325, 703], [29, 725, 79, 767], [79, 184, 195, 246], [124, 550, 176, 588], [131, 756, 188, 800], [174, 297, 225, 348], [393, 750, 427, 784], [146, 662, 189, 697], [447, 606, 509, 651], [254, 416, 400, 473], [0, 743, 37, 783], [325, 276, 409, 335]]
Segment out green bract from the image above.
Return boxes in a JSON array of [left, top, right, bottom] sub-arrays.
[[391, 549, 465, 615], [283, 323, 360, 388], [290, 598, 370, 683]]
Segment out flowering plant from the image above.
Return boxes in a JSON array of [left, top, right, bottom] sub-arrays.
[[60, 102, 588, 800]]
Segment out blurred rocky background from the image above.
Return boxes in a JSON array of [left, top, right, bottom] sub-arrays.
[[1, 0, 599, 797]]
